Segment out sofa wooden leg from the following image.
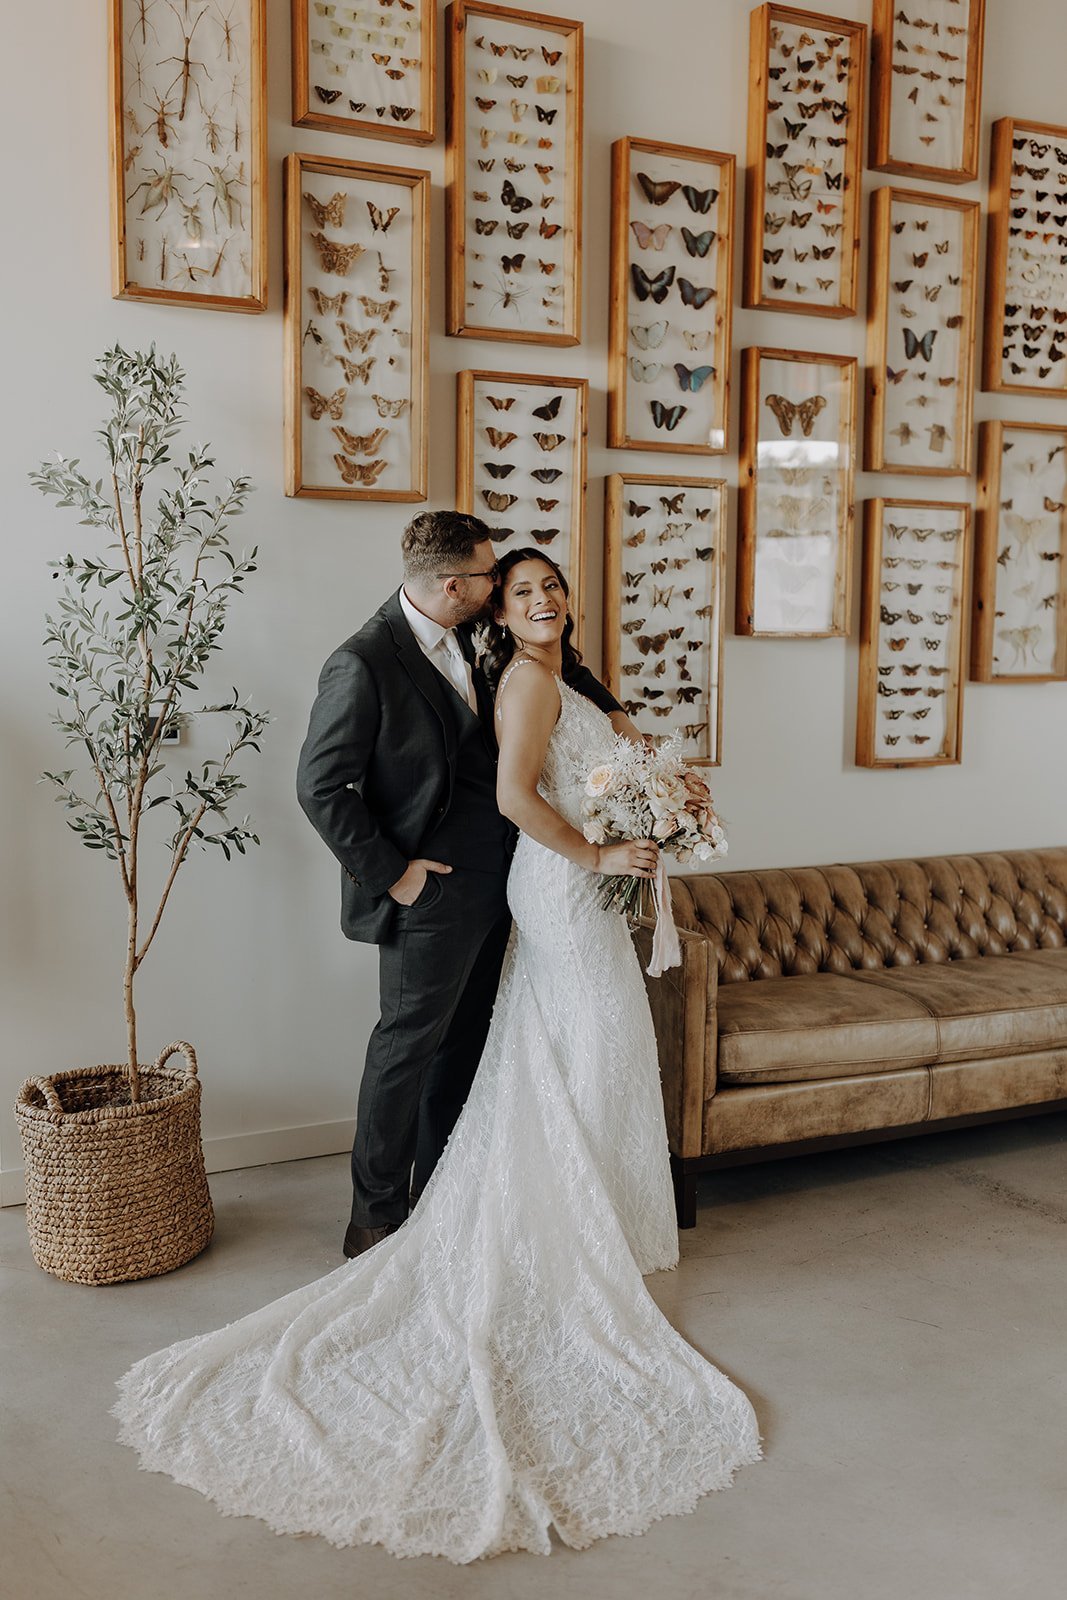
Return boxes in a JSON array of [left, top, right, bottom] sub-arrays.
[[671, 1158, 697, 1229]]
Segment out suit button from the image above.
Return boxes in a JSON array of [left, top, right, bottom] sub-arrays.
[[436, 804, 445, 816]]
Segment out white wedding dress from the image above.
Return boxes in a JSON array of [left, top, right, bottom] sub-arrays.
[[113, 670, 762, 1561]]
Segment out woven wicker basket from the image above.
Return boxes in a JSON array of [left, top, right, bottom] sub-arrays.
[[14, 1041, 214, 1286]]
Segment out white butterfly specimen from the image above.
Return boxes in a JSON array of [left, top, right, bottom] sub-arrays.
[[683, 329, 713, 350], [630, 320, 668, 349], [629, 358, 662, 383]]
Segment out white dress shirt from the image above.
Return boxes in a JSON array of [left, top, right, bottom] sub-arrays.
[[399, 587, 477, 713]]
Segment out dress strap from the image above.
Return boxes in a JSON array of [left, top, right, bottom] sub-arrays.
[[494, 657, 561, 722]]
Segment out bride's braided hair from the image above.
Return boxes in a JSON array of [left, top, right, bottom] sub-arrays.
[[479, 548, 584, 695]]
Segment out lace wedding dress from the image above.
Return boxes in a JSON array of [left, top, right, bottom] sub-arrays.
[[114, 669, 762, 1561]]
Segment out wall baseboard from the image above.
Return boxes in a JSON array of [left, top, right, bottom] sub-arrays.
[[0, 1118, 355, 1208]]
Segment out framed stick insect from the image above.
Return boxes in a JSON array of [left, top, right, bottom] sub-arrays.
[[109, 0, 267, 310], [445, 1, 583, 345], [284, 152, 429, 500], [291, 0, 436, 146], [604, 474, 727, 766]]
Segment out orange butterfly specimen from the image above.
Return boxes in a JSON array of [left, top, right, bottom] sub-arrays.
[[764, 392, 826, 437], [539, 217, 561, 238], [305, 386, 346, 420], [485, 426, 517, 448], [337, 321, 378, 352], [534, 163, 554, 184], [311, 233, 366, 275], [533, 431, 565, 451], [486, 395, 515, 411], [482, 489, 518, 511], [541, 45, 562, 65], [630, 220, 671, 250], [333, 454, 388, 485], [309, 287, 349, 316], [332, 425, 388, 455], [536, 497, 560, 511], [338, 355, 375, 385], [358, 295, 400, 321], [367, 202, 400, 233], [303, 190, 347, 228], [373, 394, 409, 418]]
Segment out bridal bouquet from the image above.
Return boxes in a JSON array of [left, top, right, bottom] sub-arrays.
[[578, 735, 727, 976]]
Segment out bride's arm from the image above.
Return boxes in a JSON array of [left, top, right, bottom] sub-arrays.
[[495, 664, 658, 879]]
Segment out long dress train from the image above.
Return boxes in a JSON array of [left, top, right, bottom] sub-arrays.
[[113, 672, 762, 1561]]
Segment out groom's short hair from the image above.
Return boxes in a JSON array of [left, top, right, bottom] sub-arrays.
[[401, 510, 494, 585]]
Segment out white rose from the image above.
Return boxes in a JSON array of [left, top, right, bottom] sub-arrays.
[[585, 764, 616, 797], [582, 819, 607, 845], [652, 812, 676, 840]]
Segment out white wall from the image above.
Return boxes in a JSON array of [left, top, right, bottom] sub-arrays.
[[3, 0, 1066, 1201]]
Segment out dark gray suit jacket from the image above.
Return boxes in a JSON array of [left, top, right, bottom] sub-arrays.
[[296, 589, 621, 943]]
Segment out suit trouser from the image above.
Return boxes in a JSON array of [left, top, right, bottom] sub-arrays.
[[350, 863, 513, 1229]]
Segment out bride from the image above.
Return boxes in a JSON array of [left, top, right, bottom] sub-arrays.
[[114, 548, 762, 1561]]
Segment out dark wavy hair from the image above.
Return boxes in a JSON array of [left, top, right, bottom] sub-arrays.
[[480, 548, 583, 693]]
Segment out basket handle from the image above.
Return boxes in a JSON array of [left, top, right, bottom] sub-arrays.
[[153, 1040, 199, 1078], [21, 1076, 65, 1113]]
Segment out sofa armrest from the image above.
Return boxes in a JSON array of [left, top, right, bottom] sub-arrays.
[[632, 916, 719, 1159]]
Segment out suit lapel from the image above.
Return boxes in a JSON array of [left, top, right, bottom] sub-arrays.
[[382, 591, 458, 778]]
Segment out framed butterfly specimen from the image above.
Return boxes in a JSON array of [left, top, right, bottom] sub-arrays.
[[869, 0, 985, 184], [604, 475, 727, 766], [865, 187, 979, 476], [608, 137, 735, 455], [284, 153, 429, 500], [108, 0, 267, 310], [446, 3, 582, 344], [743, 5, 867, 317], [737, 347, 857, 637], [456, 371, 588, 632], [291, 0, 436, 145], [858, 498, 969, 766], [971, 421, 1067, 682], [983, 117, 1067, 396]]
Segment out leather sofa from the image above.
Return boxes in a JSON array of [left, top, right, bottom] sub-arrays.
[[633, 847, 1067, 1227]]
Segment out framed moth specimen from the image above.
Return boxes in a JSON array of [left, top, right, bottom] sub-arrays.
[[608, 138, 735, 455], [108, 0, 267, 310], [603, 474, 727, 766], [983, 117, 1067, 396], [857, 498, 969, 768], [284, 153, 429, 500], [446, 1, 582, 345], [291, 0, 436, 145], [737, 346, 857, 638], [971, 421, 1067, 682], [456, 370, 587, 629], [743, 4, 867, 317], [869, 0, 985, 183], [865, 186, 980, 476]]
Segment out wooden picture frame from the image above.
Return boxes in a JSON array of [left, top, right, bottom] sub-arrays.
[[108, 0, 267, 311], [743, 4, 866, 318], [608, 138, 735, 455], [865, 186, 980, 476], [857, 498, 969, 768], [983, 117, 1067, 396], [737, 346, 857, 638], [869, 0, 985, 184], [971, 421, 1067, 682], [604, 474, 727, 766], [446, 0, 582, 345], [283, 153, 429, 500], [457, 370, 587, 628], [291, 0, 436, 146]]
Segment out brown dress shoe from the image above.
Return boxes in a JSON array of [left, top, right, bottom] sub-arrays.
[[343, 1220, 403, 1260]]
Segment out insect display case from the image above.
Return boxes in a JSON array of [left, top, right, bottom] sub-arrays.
[[456, 369, 588, 626], [869, 0, 985, 183], [737, 346, 857, 637], [857, 498, 970, 767], [283, 152, 429, 499], [865, 186, 980, 475], [743, 4, 867, 317], [983, 116, 1067, 395], [108, 0, 267, 309], [603, 474, 727, 765], [292, 0, 436, 145], [607, 138, 734, 455], [445, 1, 582, 344], [971, 421, 1067, 681]]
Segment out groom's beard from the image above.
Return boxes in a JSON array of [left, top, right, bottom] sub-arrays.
[[456, 593, 494, 626]]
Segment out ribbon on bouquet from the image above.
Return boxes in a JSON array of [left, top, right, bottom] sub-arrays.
[[647, 851, 682, 978]]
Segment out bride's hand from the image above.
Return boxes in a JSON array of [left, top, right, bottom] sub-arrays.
[[594, 839, 659, 878]]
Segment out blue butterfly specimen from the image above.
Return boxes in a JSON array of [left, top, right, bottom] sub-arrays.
[[674, 362, 716, 392], [682, 184, 717, 214], [650, 400, 688, 431], [681, 226, 716, 257], [903, 327, 937, 362], [678, 276, 714, 308], [631, 263, 676, 303]]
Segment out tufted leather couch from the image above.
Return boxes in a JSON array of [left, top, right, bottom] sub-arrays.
[[633, 847, 1067, 1226]]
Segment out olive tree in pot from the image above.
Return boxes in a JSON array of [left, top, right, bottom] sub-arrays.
[[14, 345, 268, 1285]]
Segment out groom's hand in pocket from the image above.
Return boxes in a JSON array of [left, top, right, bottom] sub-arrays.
[[387, 859, 452, 906]]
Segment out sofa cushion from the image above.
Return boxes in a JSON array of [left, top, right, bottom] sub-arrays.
[[716, 950, 1067, 1086]]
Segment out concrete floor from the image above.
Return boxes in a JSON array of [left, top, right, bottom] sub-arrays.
[[3, 1114, 1065, 1600]]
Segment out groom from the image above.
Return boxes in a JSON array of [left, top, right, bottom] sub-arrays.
[[297, 510, 622, 1258]]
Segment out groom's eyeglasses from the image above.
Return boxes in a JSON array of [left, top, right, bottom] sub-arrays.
[[440, 563, 500, 583]]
